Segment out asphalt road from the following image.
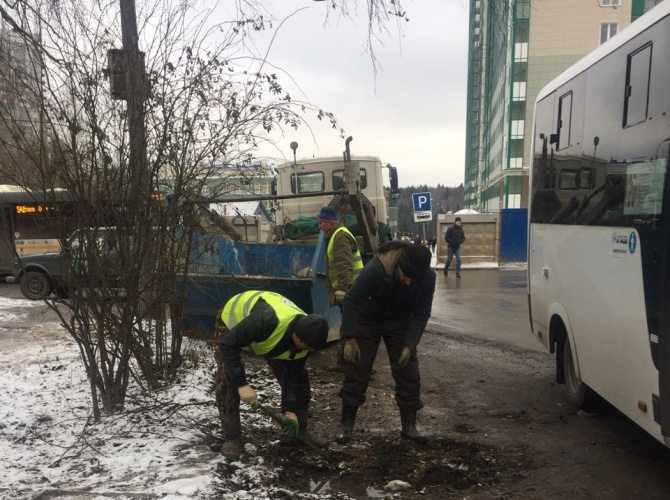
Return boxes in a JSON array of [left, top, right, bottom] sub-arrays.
[[429, 267, 540, 351]]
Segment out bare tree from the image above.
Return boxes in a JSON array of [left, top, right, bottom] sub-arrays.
[[232, 0, 410, 76], [0, 0, 342, 419]]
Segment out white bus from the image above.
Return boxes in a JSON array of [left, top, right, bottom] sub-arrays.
[[528, 2, 670, 446]]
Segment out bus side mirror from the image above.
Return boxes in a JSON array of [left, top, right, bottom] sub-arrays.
[[387, 164, 400, 199]]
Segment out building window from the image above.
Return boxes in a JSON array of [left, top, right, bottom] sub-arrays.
[[600, 0, 621, 5], [644, 0, 662, 13], [514, 42, 528, 62], [511, 120, 525, 139], [512, 81, 526, 101], [515, 0, 530, 19], [624, 43, 652, 128], [509, 158, 523, 169], [600, 23, 618, 44]]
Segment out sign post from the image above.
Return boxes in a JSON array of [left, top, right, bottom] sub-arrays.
[[412, 192, 433, 223]]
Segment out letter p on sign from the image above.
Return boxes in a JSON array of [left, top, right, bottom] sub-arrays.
[[412, 192, 432, 212]]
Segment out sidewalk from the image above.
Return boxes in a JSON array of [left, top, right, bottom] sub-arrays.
[[430, 252, 526, 271]]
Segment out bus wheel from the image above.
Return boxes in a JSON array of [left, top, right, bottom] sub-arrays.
[[20, 272, 52, 300], [563, 336, 597, 410]]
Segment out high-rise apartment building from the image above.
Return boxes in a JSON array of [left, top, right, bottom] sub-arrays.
[[464, 0, 663, 213], [0, 29, 42, 141]]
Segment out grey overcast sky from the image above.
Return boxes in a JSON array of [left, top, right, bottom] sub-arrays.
[[247, 0, 470, 188]]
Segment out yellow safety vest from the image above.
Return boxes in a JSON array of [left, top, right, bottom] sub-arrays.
[[220, 291, 308, 360], [326, 226, 363, 289]]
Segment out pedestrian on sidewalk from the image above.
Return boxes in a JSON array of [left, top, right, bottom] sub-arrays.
[[444, 217, 465, 278], [335, 241, 436, 444]]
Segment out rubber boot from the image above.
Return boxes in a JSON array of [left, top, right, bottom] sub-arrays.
[[400, 410, 427, 443], [220, 412, 242, 461], [335, 404, 358, 444], [296, 409, 328, 449]]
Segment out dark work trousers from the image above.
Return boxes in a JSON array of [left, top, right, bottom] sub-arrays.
[[339, 318, 423, 412], [335, 303, 346, 365], [213, 312, 312, 419]]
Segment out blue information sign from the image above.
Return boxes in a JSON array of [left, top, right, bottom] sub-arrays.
[[412, 192, 432, 212]]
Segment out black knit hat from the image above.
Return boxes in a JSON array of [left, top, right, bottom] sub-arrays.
[[398, 244, 432, 280], [294, 314, 329, 350]]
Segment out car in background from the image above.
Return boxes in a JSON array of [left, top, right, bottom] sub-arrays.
[[12, 228, 121, 300]]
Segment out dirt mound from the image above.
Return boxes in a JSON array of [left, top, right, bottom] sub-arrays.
[[212, 347, 535, 499]]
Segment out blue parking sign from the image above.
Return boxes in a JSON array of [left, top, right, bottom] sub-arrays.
[[412, 192, 432, 212]]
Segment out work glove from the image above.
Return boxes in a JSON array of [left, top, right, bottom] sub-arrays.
[[238, 384, 259, 410], [282, 411, 300, 437], [396, 347, 412, 368], [334, 290, 346, 305], [342, 338, 361, 364]]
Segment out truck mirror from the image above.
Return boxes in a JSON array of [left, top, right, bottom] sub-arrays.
[[387, 164, 400, 199]]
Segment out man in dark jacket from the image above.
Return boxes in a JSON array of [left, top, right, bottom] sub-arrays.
[[214, 291, 329, 461], [336, 241, 436, 444], [444, 217, 465, 278]]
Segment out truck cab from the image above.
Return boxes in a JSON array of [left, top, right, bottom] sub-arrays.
[[274, 155, 399, 231]]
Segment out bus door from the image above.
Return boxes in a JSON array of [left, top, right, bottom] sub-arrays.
[[0, 206, 15, 275], [659, 151, 670, 443]]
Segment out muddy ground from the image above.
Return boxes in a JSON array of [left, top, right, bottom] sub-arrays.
[[4, 277, 670, 500], [219, 327, 670, 499]]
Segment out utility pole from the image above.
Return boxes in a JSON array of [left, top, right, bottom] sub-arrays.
[[117, 0, 155, 321], [119, 0, 147, 203]]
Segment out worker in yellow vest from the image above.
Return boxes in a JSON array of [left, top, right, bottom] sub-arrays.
[[317, 206, 363, 370], [317, 206, 363, 304], [213, 291, 329, 461]]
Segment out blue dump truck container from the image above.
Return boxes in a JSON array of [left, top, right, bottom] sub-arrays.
[[177, 230, 341, 339]]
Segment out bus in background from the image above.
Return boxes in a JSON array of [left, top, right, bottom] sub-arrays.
[[0, 187, 75, 278], [528, 2, 670, 446]]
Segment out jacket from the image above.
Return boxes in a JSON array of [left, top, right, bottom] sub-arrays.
[[340, 242, 436, 350], [445, 224, 465, 249], [218, 292, 308, 412], [325, 225, 363, 293]]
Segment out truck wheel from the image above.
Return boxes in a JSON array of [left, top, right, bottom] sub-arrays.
[[20, 272, 52, 300], [564, 336, 598, 410]]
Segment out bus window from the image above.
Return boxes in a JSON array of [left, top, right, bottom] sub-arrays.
[[624, 43, 652, 128], [557, 91, 573, 150], [623, 158, 666, 216]]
